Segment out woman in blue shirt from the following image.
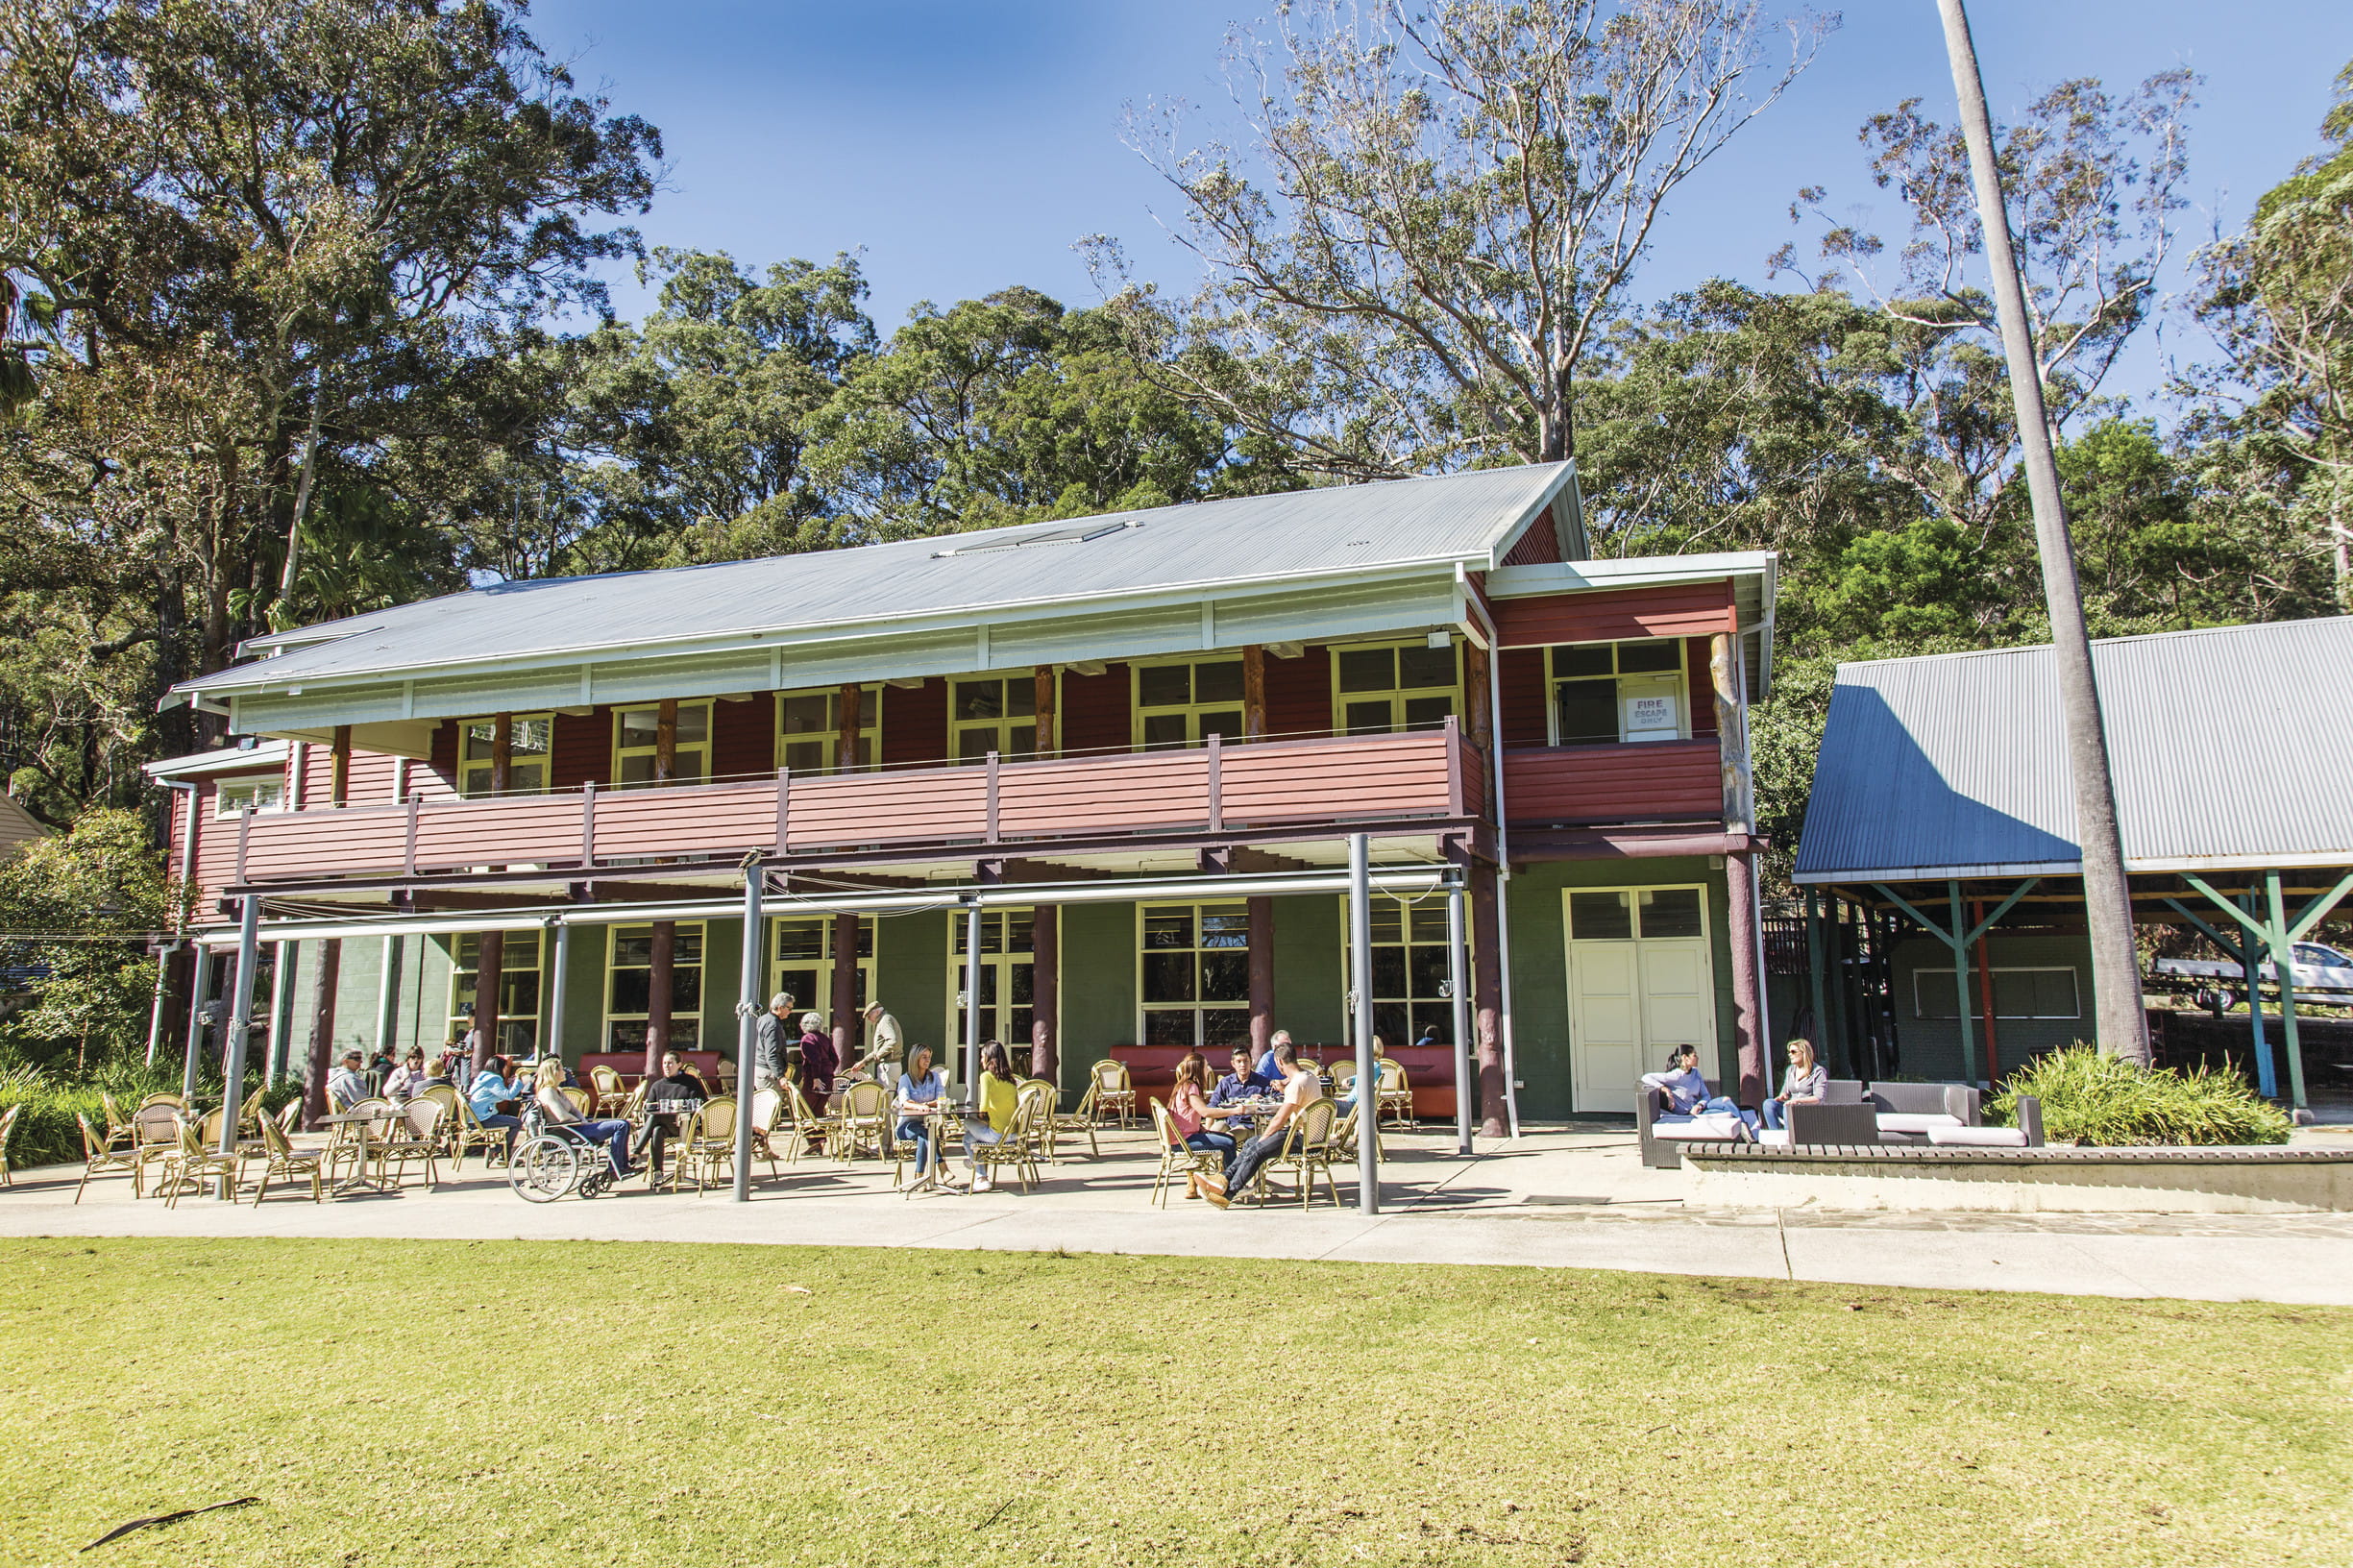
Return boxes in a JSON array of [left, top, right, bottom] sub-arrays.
[[895, 1043, 948, 1192], [466, 1055, 524, 1158]]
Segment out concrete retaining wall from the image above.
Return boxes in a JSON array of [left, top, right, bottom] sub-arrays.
[[1684, 1147, 2353, 1214]]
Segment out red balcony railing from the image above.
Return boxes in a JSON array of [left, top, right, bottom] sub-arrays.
[[224, 725, 1473, 889], [1501, 738, 1724, 825]]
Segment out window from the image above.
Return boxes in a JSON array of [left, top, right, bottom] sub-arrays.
[[772, 915, 871, 1022], [777, 686, 878, 775], [449, 932, 542, 1057], [951, 910, 1034, 1046], [613, 700, 712, 787], [950, 676, 1037, 764], [1549, 640, 1689, 746], [459, 714, 552, 798], [1134, 658, 1244, 750], [214, 778, 285, 817], [605, 923, 704, 1053], [2292, 943, 2350, 970], [1914, 967, 2080, 1020], [1140, 902, 1250, 1047], [1567, 887, 1705, 941], [1333, 640, 1459, 736], [1340, 896, 1458, 1048]]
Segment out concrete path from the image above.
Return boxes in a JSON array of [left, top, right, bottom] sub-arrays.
[[8, 1124, 2351, 1305]]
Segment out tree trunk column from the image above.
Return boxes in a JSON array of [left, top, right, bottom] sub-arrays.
[[837, 685, 864, 772], [1242, 646, 1266, 741], [1033, 668, 1058, 757], [304, 940, 340, 1129], [1247, 894, 1275, 1054], [1469, 861, 1507, 1138], [829, 912, 860, 1068], [1726, 852, 1766, 1107], [1030, 904, 1059, 1085], [474, 930, 503, 1069], [643, 921, 674, 1075]]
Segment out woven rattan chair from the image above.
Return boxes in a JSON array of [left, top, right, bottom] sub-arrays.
[[135, 1092, 184, 1113], [1375, 1059, 1412, 1128], [73, 1113, 142, 1202], [1044, 1078, 1102, 1162], [767, 1082, 827, 1166], [588, 1065, 627, 1115], [275, 1098, 305, 1136], [675, 1098, 739, 1193], [447, 1091, 509, 1173], [969, 1084, 1051, 1194], [559, 1084, 594, 1117], [0, 1102, 19, 1187], [160, 1114, 246, 1207], [322, 1097, 393, 1190], [236, 1087, 265, 1136], [1331, 1097, 1382, 1163], [251, 1114, 326, 1204], [1148, 1098, 1225, 1209], [99, 1092, 136, 1153], [832, 1080, 893, 1166], [1088, 1060, 1136, 1128], [1255, 1098, 1340, 1211], [376, 1096, 446, 1190], [130, 1103, 184, 1195]]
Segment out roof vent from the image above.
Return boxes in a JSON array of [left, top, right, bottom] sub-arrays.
[[932, 520, 1140, 558]]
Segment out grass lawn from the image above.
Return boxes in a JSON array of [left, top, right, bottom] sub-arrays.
[[1, 1238, 2346, 1567]]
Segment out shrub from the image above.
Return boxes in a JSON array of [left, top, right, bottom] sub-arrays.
[[1988, 1045, 2292, 1147], [0, 1055, 304, 1170]]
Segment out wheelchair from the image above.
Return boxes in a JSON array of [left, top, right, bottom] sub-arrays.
[[506, 1103, 621, 1203]]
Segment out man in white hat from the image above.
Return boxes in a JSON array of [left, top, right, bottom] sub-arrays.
[[853, 999, 902, 1082]]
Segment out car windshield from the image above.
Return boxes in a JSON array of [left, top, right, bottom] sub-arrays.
[[2292, 943, 2349, 968]]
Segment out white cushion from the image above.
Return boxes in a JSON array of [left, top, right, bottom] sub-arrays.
[[1875, 1112, 1963, 1134], [1755, 1129, 1790, 1147], [1925, 1124, 2028, 1147], [1652, 1113, 1748, 1141]]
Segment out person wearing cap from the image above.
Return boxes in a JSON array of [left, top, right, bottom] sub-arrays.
[[853, 1000, 902, 1082], [326, 1050, 369, 1111], [796, 1011, 839, 1102], [753, 991, 796, 1091]]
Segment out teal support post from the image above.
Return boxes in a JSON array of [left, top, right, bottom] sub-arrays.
[[1804, 888, 1831, 1074], [2165, 895, 2274, 1097], [1872, 879, 2038, 1084], [1947, 880, 1976, 1085], [2265, 871, 2310, 1112]]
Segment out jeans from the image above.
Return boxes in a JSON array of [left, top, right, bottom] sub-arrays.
[[1761, 1098, 1789, 1131], [1224, 1127, 1287, 1194], [897, 1117, 937, 1175], [1184, 1129, 1238, 1175], [964, 1119, 1005, 1172], [569, 1118, 633, 1176], [477, 1112, 521, 1156]]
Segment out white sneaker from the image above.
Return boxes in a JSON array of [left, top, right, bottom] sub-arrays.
[[971, 1171, 993, 1193]]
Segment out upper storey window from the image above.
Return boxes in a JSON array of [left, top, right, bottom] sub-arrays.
[[778, 685, 877, 774], [952, 677, 1036, 764], [214, 778, 284, 817], [1550, 641, 1688, 745], [614, 700, 711, 787], [1134, 658, 1243, 750], [1335, 640, 1458, 735], [459, 714, 551, 798]]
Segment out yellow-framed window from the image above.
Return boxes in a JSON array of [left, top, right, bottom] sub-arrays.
[[214, 777, 285, 818], [1132, 656, 1244, 750], [1548, 640, 1690, 746], [1338, 895, 1457, 1050], [777, 685, 879, 774], [449, 931, 543, 1057], [950, 675, 1036, 764], [771, 915, 872, 1020], [1332, 639, 1459, 736], [604, 922, 704, 1054], [950, 909, 1034, 1046], [612, 700, 713, 787], [459, 714, 553, 798], [1139, 901, 1250, 1047]]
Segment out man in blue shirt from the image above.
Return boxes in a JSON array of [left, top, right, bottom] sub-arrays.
[[1252, 1029, 1293, 1086], [1211, 1044, 1273, 1139]]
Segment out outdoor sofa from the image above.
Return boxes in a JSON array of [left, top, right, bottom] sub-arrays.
[[1639, 1078, 2042, 1168]]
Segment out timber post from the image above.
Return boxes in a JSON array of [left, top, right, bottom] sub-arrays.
[[1468, 859, 1507, 1138], [1031, 905, 1059, 1088], [1247, 895, 1274, 1057]]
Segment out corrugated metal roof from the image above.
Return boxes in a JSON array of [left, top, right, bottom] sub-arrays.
[[186, 463, 1576, 696], [1795, 616, 2353, 882]]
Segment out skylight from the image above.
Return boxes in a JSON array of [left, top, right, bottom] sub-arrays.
[[932, 520, 1139, 558]]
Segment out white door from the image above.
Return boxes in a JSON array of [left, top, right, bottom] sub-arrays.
[[1564, 886, 1717, 1114]]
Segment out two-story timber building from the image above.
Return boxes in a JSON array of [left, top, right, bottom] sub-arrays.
[[148, 463, 1777, 1130]]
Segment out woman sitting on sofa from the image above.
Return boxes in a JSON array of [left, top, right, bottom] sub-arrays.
[[1759, 1039, 1828, 1131]]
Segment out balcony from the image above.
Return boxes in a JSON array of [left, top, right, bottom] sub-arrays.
[[225, 726, 1477, 890], [1502, 738, 1724, 826]]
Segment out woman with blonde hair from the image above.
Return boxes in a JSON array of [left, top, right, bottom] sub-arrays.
[[531, 1058, 637, 1180], [1759, 1038, 1827, 1133]]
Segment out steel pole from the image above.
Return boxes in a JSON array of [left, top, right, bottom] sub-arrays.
[[182, 946, 208, 1101], [216, 894, 261, 1195], [732, 868, 764, 1202], [1349, 834, 1378, 1213], [265, 941, 293, 1083], [1447, 881, 1471, 1157], [545, 919, 570, 1064], [963, 901, 984, 1090], [144, 943, 176, 1067]]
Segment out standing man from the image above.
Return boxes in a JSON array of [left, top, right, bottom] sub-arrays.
[[1202, 1040, 1322, 1211], [854, 999, 902, 1083], [753, 991, 796, 1091]]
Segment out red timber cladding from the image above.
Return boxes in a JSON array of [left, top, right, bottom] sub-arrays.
[[712, 697, 772, 780], [1493, 578, 1734, 648], [787, 767, 984, 848], [1686, 638, 1718, 736], [592, 782, 774, 859], [1220, 732, 1453, 823], [550, 710, 607, 791], [189, 784, 238, 909], [1264, 645, 1332, 739], [881, 678, 947, 767], [1499, 505, 1560, 567], [996, 750, 1209, 837], [1503, 739, 1723, 825], [425, 718, 462, 796], [1058, 662, 1129, 755], [1498, 649, 1548, 747]]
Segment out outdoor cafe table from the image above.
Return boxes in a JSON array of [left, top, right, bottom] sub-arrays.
[[317, 1108, 403, 1195]]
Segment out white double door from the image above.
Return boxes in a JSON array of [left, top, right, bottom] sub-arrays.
[[1563, 886, 1718, 1114]]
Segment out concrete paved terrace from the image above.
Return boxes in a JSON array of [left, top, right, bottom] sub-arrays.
[[9, 1121, 2352, 1305]]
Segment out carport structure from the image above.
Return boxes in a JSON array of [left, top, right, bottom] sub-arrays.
[[1794, 617, 2353, 1109]]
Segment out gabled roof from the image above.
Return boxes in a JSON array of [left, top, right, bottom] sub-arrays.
[[141, 742, 291, 782], [1795, 617, 2353, 883], [183, 463, 1578, 698]]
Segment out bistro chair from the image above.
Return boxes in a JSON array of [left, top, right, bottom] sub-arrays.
[[135, 1092, 184, 1113], [99, 1092, 137, 1153], [447, 1092, 508, 1173], [0, 1103, 19, 1187], [250, 1114, 326, 1205], [1331, 1065, 1360, 1101], [832, 1080, 893, 1167], [1331, 1098, 1382, 1164], [322, 1097, 394, 1190], [1253, 1098, 1340, 1212], [559, 1084, 594, 1117], [1147, 1098, 1225, 1209], [160, 1114, 246, 1207], [1375, 1059, 1413, 1128], [236, 1087, 266, 1136], [130, 1103, 185, 1195], [1044, 1078, 1103, 1163], [767, 1082, 827, 1167], [73, 1113, 142, 1203], [588, 1065, 627, 1114], [746, 1088, 795, 1178], [1088, 1060, 1136, 1128], [676, 1098, 739, 1193], [377, 1097, 447, 1191], [971, 1084, 1052, 1195], [275, 1098, 306, 1137]]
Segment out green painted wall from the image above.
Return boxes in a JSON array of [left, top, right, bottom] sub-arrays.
[[555, 928, 603, 1061], [877, 907, 950, 1066], [702, 916, 745, 1063], [1889, 933, 2092, 1083], [1273, 894, 1344, 1048], [1059, 901, 1135, 1077], [1502, 856, 1735, 1120]]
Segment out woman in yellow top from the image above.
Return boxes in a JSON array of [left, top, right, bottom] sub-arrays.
[[959, 1041, 1019, 1193]]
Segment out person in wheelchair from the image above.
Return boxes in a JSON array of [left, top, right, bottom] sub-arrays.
[[632, 1049, 708, 1182], [530, 1059, 637, 1181]]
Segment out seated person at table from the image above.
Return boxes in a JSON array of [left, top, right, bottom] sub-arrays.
[[1200, 1041, 1321, 1210], [1759, 1039, 1827, 1132], [383, 1047, 429, 1103], [1334, 1037, 1388, 1113], [466, 1056, 525, 1155], [1213, 1044, 1271, 1106], [1166, 1051, 1238, 1195], [797, 1013, 838, 1102], [634, 1050, 710, 1179], [1252, 1028, 1294, 1086], [895, 1043, 948, 1190], [1643, 1043, 1754, 1130], [530, 1059, 636, 1180], [327, 1050, 370, 1111], [960, 1041, 1018, 1193]]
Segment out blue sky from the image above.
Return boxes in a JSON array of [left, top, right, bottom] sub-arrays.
[[529, 0, 2353, 410]]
